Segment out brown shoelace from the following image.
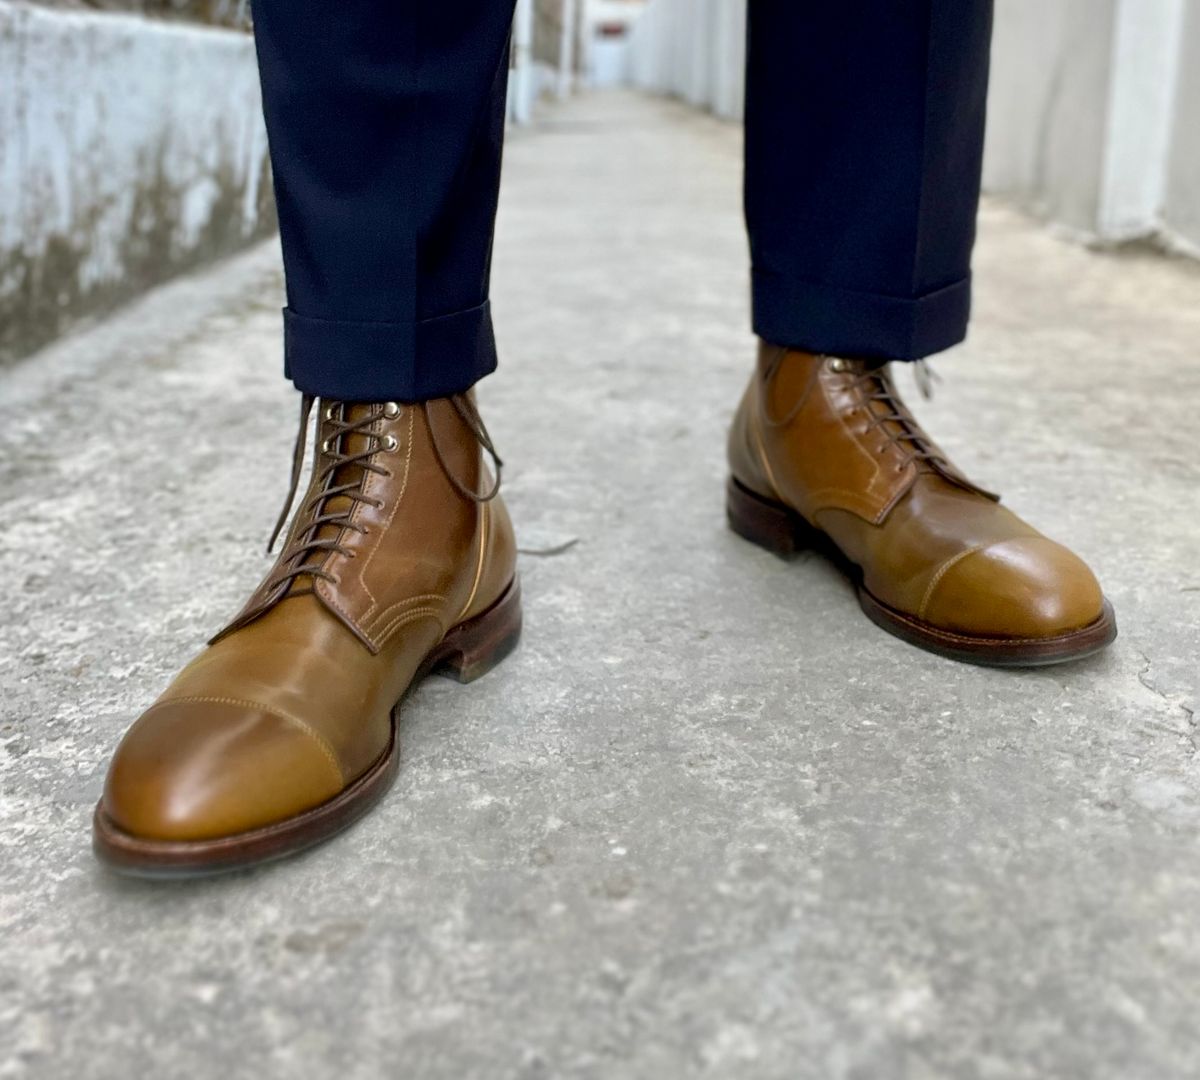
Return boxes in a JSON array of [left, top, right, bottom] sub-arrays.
[[264, 394, 502, 595], [848, 361, 948, 473]]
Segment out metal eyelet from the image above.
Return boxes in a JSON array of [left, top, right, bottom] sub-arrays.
[[828, 357, 848, 373], [382, 402, 401, 419], [321, 438, 334, 453], [380, 434, 398, 452], [324, 405, 336, 421]]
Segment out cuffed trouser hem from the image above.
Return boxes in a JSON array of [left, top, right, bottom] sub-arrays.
[[282, 300, 497, 402], [751, 268, 972, 362]]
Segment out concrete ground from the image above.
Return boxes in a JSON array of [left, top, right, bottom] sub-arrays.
[[2, 91, 1199, 1079]]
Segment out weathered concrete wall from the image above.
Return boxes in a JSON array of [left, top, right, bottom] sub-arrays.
[[27, 0, 250, 28], [0, 2, 273, 364]]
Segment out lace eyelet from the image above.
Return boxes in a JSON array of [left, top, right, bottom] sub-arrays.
[[324, 405, 337, 421], [380, 434, 398, 453], [383, 402, 401, 419], [321, 438, 334, 453], [828, 357, 848, 373]]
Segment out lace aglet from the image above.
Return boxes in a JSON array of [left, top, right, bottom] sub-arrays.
[[265, 517, 286, 556]]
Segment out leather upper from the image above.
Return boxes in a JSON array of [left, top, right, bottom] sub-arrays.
[[102, 397, 516, 842], [729, 344, 1105, 640]]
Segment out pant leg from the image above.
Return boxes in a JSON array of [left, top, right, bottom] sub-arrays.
[[744, 0, 994, 362], [252, 1, 516, 401]]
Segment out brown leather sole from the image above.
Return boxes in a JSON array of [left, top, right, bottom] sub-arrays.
[[92, 577, 523, 879], [726, 477, 1117, 667]]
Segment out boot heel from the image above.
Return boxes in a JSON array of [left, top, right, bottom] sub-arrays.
[[431, 578, 523, 684], [726, 476, 813, 558]]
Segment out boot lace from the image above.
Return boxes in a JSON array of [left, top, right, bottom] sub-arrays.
[[849, 360, 948, 473], [263, 393, 502, 595]]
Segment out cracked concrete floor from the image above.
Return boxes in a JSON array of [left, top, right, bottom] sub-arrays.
[[2, 91, 1199, 1079]]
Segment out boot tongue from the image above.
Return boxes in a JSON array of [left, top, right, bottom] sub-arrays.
[[322, 401, 377, 519]]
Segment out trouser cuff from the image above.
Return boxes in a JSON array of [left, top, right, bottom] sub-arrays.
[[282, 300, 497, 401], [751, 268, 972, 361]]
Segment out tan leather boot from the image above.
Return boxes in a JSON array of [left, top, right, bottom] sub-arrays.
[[94, 394, 519, 876], [727, 343, 1115, 666]]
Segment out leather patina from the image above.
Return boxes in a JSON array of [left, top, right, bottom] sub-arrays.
[[728, 343, 1116, 664], [94, 395, 519, 874]]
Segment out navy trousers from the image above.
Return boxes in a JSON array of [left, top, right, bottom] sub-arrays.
[[252, 1, 994, 402]]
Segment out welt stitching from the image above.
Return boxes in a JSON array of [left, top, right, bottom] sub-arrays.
[[870, 595, 1103, 646]]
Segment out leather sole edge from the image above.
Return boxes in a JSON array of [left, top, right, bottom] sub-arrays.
[[857, 588, 1118, 667], [92, 728, 401, 879]]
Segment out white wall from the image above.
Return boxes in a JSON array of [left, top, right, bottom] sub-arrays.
[[0, 2, 272, 362], [629, 0, 744, 118], [1164, 1, 1200, 252], [982, 0, 1117, 235], [985, 0, 1198, 252]]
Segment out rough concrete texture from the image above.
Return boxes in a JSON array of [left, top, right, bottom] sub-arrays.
[[0, 2, 272, 365], [2, 91, 1199, 1079]]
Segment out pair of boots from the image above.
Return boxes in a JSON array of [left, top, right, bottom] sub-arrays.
[[94, 346, 1114, 876]]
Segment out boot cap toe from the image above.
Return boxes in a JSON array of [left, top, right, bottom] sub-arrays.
[[921, 536, 1105, 640], [101, 698, 344, 843]]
